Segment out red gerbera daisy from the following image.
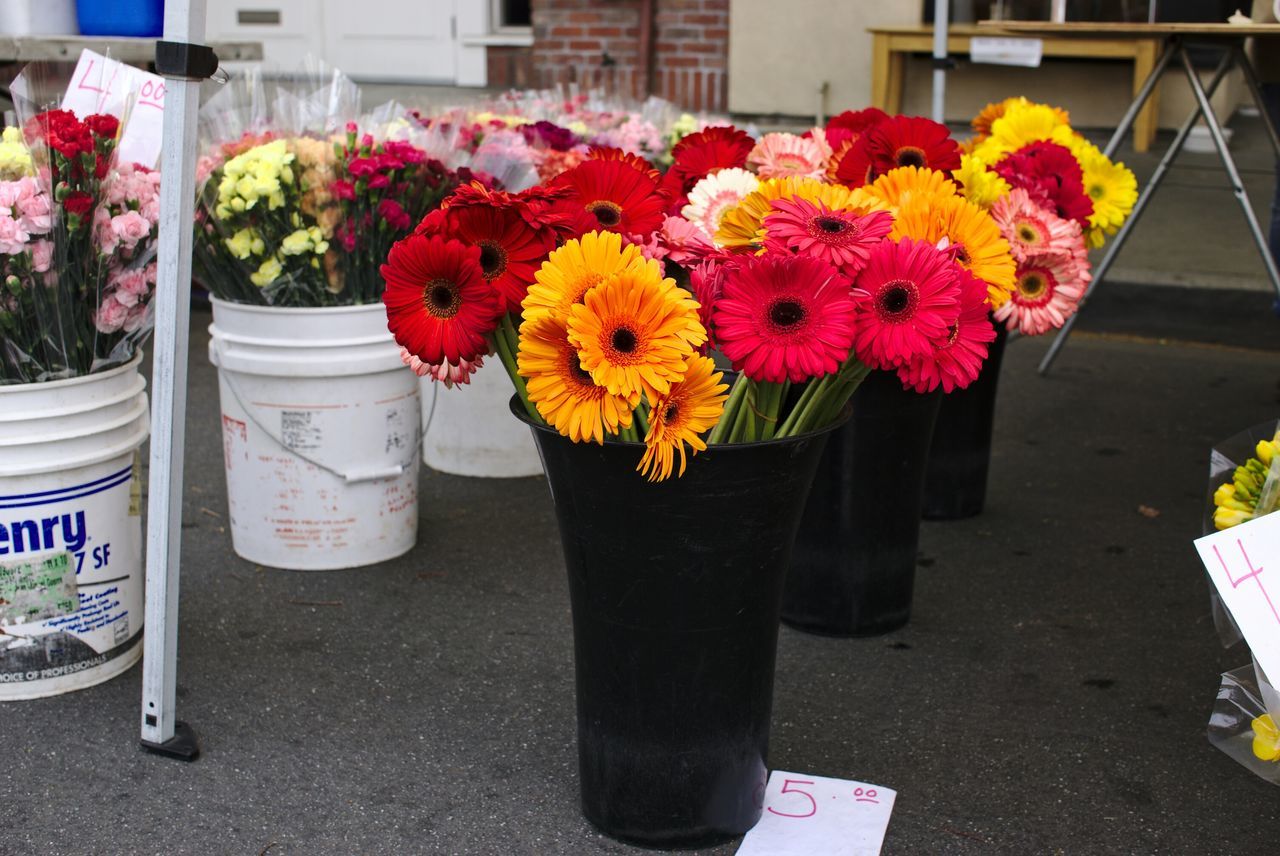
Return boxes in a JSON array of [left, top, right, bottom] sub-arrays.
[[762, 196, 894, 276], [896, 266, 996, 393], [588, 146, 661, 182], [993, 141, 1094, 230], [381, 235, 502, 366], [832, 115, 962, 188], [851, 237, 962, 369], [549, 157, 668, 240], [661, 125, 755, 209], [419, 201, 558, 314], [713, 254, 858, 383], [689, 256, 733, 349], [823, 107, 890, 149]]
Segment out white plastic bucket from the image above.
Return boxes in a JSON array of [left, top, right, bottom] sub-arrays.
[[208, 298, 419, 570], [422, 360, 542, 478], [0, 354, 148, 700]]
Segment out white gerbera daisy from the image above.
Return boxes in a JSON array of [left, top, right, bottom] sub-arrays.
[[681, 167, 760, 244]]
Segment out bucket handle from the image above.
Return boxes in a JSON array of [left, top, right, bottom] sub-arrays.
[[216, 360, 419, 484]]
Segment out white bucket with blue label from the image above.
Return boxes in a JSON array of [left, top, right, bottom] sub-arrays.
[[208, 299, 420, 570], [0, 353, 149, 700]]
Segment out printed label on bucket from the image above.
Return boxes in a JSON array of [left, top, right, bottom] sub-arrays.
[[0, 461, 143, 690]]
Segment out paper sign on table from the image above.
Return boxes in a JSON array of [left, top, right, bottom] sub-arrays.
[[735, 771, 895, 856], [1195, 510, 1280, 686], [969, 37, 1044, 68], [60, 49, 165, 169]]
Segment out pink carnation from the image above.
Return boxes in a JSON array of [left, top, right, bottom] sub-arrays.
[[0, 213, 30, 254], [30, 239, 51, 272], [111, 211, 152, 250], [16, 180, 51, 234], [94, 294, 130, 333]]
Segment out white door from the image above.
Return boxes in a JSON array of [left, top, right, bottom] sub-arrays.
[[323, 0, 457, 83]]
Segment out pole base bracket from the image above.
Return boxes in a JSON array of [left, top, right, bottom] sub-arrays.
[[141, 720, 200, 762]]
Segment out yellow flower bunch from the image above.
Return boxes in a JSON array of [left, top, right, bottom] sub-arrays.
[[516, 230, 726, 481], [0, 127, 33, 180], [215, 139, 295, 219], [950, 154, 1011, 211], [1213, 438, 1280, 530]]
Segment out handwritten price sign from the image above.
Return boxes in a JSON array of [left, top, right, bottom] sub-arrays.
[[1195, 511, 1280, 685], [736, 771, 895, 856], [60, 49, 165, 168]]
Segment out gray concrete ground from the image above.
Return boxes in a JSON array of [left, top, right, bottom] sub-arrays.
[[4, 97, 1280, 855]]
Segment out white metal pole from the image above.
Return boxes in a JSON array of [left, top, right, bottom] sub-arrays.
[[931, 0, 949, 123], [141, 0, 207, 759]]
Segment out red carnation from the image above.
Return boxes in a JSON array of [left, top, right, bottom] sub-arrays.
[[85, 114, 120, 140], [63, 190, 93, 217], [377, 198, 412, 231]]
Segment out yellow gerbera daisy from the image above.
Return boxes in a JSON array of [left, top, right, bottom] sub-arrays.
[[522, 230, 651, 323], [971, 97, 1070, 138], [567, 267, 707, 400], [517, 313, 636, 444], [865, 166, 956, 212], [716, 177, 884, 250], [969, 102, 1073, 165], [1078, 152, 1138, 248], [951, 154, 1012, 211], [892, 194, 1017, 307], [637, 354, 729, 481]]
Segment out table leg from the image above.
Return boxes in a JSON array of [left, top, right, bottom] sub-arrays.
[[1178, 46, 1280, 301], [1103, 38, 1175, 160], [1039, 48, 1235, 376], [1132, 39, 1161, 154], [887, 51, 906, 115], [871, 35, 890, 111]]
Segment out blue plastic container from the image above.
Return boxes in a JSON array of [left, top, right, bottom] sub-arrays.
[[76, 0, 163, 38]]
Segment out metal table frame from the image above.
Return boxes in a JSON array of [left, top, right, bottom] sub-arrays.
[[1039, 34, 1280, 374]]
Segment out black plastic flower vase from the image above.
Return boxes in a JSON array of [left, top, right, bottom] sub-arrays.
[[921, 325, 1009, 520], [782, 370, 942, 637], [513, 398, 846, 849]]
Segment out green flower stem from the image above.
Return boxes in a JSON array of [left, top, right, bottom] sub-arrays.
[[634, 401, 650, 437], [776, 376, 828, 438], [760, 380, 788, 441], [491, 321, 539, 423], [708, 372, 750, 445], [728, 383, 754, 443], [743, 380, 760, 443]]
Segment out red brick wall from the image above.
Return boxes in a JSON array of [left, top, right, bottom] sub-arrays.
[[530, 0, 729, 112]]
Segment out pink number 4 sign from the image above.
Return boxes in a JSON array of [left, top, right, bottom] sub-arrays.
[[736, 771, 896, 856], [1196, 511, 1280, 684]]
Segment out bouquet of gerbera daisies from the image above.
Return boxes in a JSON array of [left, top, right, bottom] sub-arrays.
[[0, 86, 166, 384], [382, 108, 1018, 481], [953, 97, 1138, 336]]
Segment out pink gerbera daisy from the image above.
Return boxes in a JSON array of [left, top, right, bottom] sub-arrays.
[[851, 238, 962, 369], [993, 251, 1091, 336], [896, 267, 996, 393], [762, 196, 894, 276], [631, 215, 717, 266], [746, 131, 832, 180], [681, 167, 760, 239], [712, 254, 857, 383], [989, 188, 1083, 262], [400, 346, 485, 388]]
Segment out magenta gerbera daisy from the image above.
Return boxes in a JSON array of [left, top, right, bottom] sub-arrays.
[[851, 238, 962, 369], [993, 250, 1091, 336], [762, 196, 894, 276], [989, 188, 1083, 262], [896, 267, 996, 393], [712, 254, 857, 383]]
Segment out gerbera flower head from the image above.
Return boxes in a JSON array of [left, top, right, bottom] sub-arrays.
[[990, 188, 1082, 262], [587, 146, 661, 182], [762, 195, 894, 276], [896, 266, 996, 393], [951, 154, 1012, 211], [550, 156, 668, 239], [865, 165, 957, 211], [662, 125, 755, 207], [682, 167, 760, 239], [689, 256, 730, 346], [746, 131, 832, 180], [523, 230, 651, 323], [1077, 150, 1137, 247], [419, 200, 558, 314], [971, 97, 1070, 140], [992, 250, 1090, 336], [381, 234, 502, 366], [832, 115, 962, 188], [851, 237, 962, 369], [631, 215, 717, 266], [716, 176, 883, 252], [637, 353, 729, 481], [891, 193, 1017, 307], [400, 346, 485, 389], [713, 254, 858, 383], [993, 140, 1094, 230], [567, 266, 706, 399], [824, 107, 890, 149], [517, 312, 636, 444]]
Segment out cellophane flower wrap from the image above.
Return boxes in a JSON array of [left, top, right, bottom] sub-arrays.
[[192, 67, 356, 306], [1, 61, 163, 384], [959, 97, 1139, 335], [382, 107, 1023, 481], [1202, 421, 1280, 784]]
